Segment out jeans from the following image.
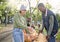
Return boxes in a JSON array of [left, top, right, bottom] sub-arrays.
[[13, 28, 24, 42], [48, 36, 55, 42]]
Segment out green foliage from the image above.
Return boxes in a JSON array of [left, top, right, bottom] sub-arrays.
[[56, 33, 60, 40], [0, 1, 17, 24], [32, 9, 42, 21], [0, 2, 8, 16], [0, 0, 6, 2], [0, 2, 8, 10], [0, 2, 17, 17], [0, 11, 2, 16], [56, 14, 60, 22], [45, 3, 52, 9], [56, 28, 60, 40], [26, 11, 31, 18], [56, 14, 60, 27]]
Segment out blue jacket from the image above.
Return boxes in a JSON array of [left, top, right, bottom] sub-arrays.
[[42, 9, 58, 36]]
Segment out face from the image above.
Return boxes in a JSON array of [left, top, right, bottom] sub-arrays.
[[38, 6, 45, 12], [20, 10, 26, 16]]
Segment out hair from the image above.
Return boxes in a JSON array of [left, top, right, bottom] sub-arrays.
[[20, 11, 21, 13], [38, 3, 45, 8]]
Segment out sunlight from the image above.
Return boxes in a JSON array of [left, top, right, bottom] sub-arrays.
[[8, 0, 17, 6], [7, 0, 60, 12]]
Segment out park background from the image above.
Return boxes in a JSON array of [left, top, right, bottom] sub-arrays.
[[0, 0, 60, 42]]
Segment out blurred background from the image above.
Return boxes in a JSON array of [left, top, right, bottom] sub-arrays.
[[0, 0, 60, 42]]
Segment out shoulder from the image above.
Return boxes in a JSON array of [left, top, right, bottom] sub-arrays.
[[47, 10, 55, 17], [47, 9, 54, 15], [14, 12, 20, 17]]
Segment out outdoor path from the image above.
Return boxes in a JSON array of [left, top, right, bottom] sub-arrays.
[[0, 24, 14, 42]]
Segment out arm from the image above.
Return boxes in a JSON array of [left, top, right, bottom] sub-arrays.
[[14, 14, 30, 33], [47, 15, 54, 36], [39, 20, 44, 33], [41, 20, 44, 31]]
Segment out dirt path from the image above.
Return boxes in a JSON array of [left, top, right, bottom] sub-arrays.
[[0, 24, 13, 33]]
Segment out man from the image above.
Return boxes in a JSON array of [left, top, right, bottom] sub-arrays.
[[13, 5, 30, 42], [38, 3, 58, 42]]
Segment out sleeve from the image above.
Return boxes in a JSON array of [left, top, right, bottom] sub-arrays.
[[47, 15, 54, 36], [39, 19, 44, 33], [14, 14, 27, 29], [41, 15, 44, 31], [41, 20, 44, 31]]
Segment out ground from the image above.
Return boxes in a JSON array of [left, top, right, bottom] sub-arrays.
[[0, 24, 60, 42], [0, 24, 13, 42]]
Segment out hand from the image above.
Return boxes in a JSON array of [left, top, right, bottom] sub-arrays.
[[46, 35, 50, 40], [27, 27, 33, 30], [38, 30, 43, 35], [25, 28, 30, 34], [40, 30, 43, 33], [27, 27, 32, 29]]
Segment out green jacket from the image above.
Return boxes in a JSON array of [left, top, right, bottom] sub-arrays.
[[13, 13, 27, 29]]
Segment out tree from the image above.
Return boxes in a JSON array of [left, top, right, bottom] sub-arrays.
[[0, 1, 17, 26], [0, 0, 6, 2], [0, 2, 8, 24], [45, 2, 52, 9], [56, 14, 60, 27]]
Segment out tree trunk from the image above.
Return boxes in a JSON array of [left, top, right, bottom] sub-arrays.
[[0, 16, 3, 24], [5, 13, 8, 26], [8, 16, 10, 24]]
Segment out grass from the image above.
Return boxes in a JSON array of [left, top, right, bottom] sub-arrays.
[[0, 24, 5, 27], [56, 33, 60, 40], [56, 28, 60, 40]]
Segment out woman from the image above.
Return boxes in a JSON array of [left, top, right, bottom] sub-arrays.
[[13, 5, 30, 42]]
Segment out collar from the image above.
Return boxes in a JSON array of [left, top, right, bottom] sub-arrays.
[[45, 9, 47, 16]]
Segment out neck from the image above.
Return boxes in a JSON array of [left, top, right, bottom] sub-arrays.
[[20, 13, 25, 17], [42, 8, 46, 14], [19, 13, 23, 16]]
